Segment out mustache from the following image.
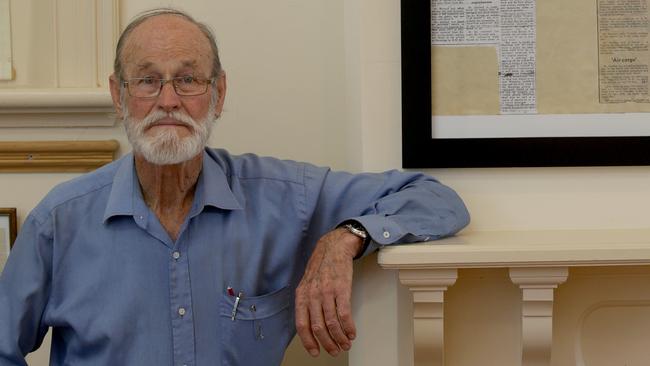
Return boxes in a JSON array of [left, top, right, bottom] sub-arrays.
[[137, 110, 199, 132]]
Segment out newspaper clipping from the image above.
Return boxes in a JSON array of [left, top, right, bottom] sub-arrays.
[[597, 0, 650, 103], [431, 0, 537, 114]]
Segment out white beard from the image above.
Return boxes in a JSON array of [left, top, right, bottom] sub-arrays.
[[122, 103, 215, 165]]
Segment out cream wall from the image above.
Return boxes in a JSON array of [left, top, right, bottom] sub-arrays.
[[3, 0, 650, 365], [350, 0, 650, 365]]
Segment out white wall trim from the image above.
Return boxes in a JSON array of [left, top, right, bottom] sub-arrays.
[[0, 89, 115, 127], [0, 0, 118, 127]]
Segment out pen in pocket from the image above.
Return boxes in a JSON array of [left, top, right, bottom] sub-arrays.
[[228, 288, 243, 321]]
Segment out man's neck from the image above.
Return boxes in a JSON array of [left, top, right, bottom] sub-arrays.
[[134, 153, 203, 241]]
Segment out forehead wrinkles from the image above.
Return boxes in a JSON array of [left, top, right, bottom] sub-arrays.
[[121, 15, 212, 75]]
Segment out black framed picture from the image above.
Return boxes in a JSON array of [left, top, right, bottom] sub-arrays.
[[0, 208, 17, 251], [401, 0, 650, 168]]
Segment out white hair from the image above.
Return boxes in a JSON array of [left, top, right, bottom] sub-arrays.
[[121, 88, 218, 165]]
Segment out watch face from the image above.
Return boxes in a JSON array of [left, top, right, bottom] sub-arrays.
[[345, 224, 367, 239]]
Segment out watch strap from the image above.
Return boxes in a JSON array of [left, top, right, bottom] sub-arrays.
[[339, 221, 371, 260]]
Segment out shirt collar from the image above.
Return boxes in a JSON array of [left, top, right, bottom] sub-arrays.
[[103, 154, 137, 222], [193, 149, 243, 212], [103, 150, 242, 222]]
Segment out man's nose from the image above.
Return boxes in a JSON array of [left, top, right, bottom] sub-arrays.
[[156, 81, 181, 111]]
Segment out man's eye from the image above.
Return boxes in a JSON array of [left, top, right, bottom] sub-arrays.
[[180, 76, 195, 84], [139, 77, 156, 85]]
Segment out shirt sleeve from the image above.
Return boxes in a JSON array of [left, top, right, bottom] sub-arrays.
[[302, 165, 470, 258], [0, 212, 53, 364]]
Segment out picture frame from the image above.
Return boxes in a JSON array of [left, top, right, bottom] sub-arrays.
[[0, 208, 17, 251], [401, 0, 650, 168]]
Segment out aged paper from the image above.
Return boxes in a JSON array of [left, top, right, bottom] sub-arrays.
[[432, 46, 500, 115], [537, 0, 650, 113], [597, 0, 650, 103], [431, 0, 537, 115], [431, 0, 650, 116], [499, 0, 536, 114], [431, 0, 500, 45], [535, 0, 599, 114]]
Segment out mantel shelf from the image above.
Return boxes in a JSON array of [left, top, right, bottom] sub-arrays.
[[0, 89, 115, 127], [378, 229, 650, 366], [378, 229, 650, 269]]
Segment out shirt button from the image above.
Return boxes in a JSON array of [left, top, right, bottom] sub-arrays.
[[172, 251, 181, 260], [383, 231, 391, 239], [178, 307, 186, 317]]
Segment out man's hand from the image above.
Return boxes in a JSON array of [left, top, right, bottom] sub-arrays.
[[295, 228, 364, 357]]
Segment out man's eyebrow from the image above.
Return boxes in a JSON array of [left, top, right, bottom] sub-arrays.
[[132, 60, 200, 73], [136, 62, 153, 71], [181, 60, 199, 68]]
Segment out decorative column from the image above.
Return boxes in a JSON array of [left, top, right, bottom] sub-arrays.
[[509, 267, 568, 366], [398, 268, 458, 366]]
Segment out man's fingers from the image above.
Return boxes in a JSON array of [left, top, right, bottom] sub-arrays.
[[295, 292, 320, 357], [322, 297, 351, 351], [309, 301, 341, 356], [335, 295, 356, 340], [295, 228, 361, 358]]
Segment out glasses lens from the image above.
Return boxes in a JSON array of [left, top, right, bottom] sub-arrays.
[[126, 77, 210, 97], [174, 76, 206, 96], [131, 78, 161, 97]]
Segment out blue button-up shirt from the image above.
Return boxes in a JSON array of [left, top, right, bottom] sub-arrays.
[[0, 148, 469, 366]]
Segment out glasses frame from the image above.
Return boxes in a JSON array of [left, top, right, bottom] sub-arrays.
[[122, 77, 215, 98]]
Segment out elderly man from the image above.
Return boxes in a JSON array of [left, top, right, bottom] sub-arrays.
[[0, 8, 469, 366]]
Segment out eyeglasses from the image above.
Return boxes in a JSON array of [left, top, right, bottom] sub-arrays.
[[122, 76, 214, 98]]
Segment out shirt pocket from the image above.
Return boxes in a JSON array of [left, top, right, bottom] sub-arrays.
[[219, 285, 293, 366]]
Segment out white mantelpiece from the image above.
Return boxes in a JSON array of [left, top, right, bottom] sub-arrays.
[[377, 229, 650, 366]]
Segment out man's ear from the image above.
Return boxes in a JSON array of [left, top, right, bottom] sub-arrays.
[[109, 74, 124, 118], [215, 71, 227, 118]]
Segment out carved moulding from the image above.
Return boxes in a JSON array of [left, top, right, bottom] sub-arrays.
[[398, 268, 458, 366], [0, 140, 119, 172], [509, 267, 569, 366]]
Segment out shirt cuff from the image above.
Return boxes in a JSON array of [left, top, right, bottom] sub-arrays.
[[336, 215, 408, 259]]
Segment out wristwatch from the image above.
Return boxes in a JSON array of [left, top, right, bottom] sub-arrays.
[[341, 221, 370, 259], [343, 222, 368, 241]]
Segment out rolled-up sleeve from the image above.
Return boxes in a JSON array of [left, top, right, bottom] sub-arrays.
[[303, 165, 470, 257], [0, 212, 53, 365]]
